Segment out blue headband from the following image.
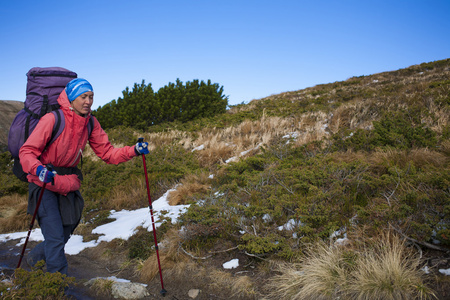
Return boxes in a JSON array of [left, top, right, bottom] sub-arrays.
[[66, 78, 93, 102]]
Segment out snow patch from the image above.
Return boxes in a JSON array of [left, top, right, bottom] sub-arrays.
[[439, 268, 450, 276], [191, 145, 205, 152], [223, 259, 239, 269], [278, 219, 300, 231]]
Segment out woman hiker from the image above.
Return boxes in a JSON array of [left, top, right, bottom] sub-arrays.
[[19, 78, 149, 275]]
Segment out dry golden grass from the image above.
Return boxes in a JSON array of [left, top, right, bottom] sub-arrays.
[[142, 130, 193, 150], [267, 241, 350, 300], [347, 232, 436, 300], [139, 228, 188, 282], [368, 148, 448, 170], [329, 100, 378, 134], [108, 176, 147, 210], [440, 140, 450, 156], [0, 194, 29, 233], [422, 98, 450, 134], [194, 139, 235, 167], [409, 148, 448, 167], [88, 278, 114, 298], [190, 114, 331, 167], [266, 231, 435, 300], [209, 269, 259, 299], [167, 172, 211, 205]]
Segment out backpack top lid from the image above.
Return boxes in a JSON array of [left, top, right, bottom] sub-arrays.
[[25, 67, 77, 112], [26, 67, 78, 91]]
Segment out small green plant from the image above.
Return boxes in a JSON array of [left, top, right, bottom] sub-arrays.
[[1, 267, 75, 299]]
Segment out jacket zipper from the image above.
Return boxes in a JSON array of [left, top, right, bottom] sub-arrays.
[[70, 149, 83, 167]]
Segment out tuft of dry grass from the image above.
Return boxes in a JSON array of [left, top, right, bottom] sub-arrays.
[[87, 278, 114, 298], [0, 194, 29, 233], [167, 172, 211, 205], [329, 100, 379, 134], [440, 139, 450, 156], [347, 232, 436, 300], [267, 241, 351, 300], [195, 140, 235, 167], [209, 269, 259, 299], [267, 231, 436, 300], [139, 228, 188, 282], [368, 148, 448, 171]]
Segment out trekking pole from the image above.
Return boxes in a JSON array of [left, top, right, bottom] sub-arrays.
[[17, 164, 54, 269], [138, 138, 167, 297]]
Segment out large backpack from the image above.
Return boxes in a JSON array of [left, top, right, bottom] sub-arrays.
[[7, 67, 86, 181]]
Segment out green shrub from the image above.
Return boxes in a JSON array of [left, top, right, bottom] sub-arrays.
[[1, 267, 74, 299], [332, 110, 438, 151], [0, 152, 27, 196], [239, 233, 282, 255]]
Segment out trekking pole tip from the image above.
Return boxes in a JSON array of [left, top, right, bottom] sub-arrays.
[[160, 289, 167, 297]]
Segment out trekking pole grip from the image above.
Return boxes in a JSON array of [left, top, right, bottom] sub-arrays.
[[46, 164, 55, 185]]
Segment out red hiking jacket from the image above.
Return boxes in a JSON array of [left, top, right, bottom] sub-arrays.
[[19, 90, 137, 195]]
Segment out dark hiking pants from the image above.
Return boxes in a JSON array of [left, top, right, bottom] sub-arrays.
[[27, 187, 77, 275]]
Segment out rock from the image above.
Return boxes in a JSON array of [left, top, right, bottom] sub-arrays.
[[111, 282, 149, 299], [188, 289, 200, 298]]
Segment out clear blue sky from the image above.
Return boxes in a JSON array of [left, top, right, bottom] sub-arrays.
[[1, 0, 449, 109]]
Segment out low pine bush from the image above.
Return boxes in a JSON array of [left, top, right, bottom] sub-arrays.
[[1, 266, 75, 299]]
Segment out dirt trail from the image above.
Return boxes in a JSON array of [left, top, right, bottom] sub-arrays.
[[1, 239, 179, 299]]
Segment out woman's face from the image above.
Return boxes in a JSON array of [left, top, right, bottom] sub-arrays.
[[71, 91, 93, 116]]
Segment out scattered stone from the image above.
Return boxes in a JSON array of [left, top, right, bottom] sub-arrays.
[[188, 289, 200, 298], [111, 282, 149, 299]]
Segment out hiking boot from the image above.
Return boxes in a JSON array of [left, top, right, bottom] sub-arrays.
[[26, 254, 45, 270]]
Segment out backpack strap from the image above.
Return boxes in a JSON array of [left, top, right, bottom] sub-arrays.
[[87, 115, 95, 137], [49, 109, 65, 145], [24, 114, 32, 141], [79, 115, 96, 170], [40, 95, 49, 118]]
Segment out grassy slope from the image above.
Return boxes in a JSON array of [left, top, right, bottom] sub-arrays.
[[1, 58, 449, 298]]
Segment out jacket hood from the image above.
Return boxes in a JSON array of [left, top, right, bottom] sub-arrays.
[[57, 89, 72, 110], [57, 89, 92, 118]]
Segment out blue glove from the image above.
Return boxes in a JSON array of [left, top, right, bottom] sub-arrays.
[[36, 165, 56, 183], [135, 141, 149, 155]]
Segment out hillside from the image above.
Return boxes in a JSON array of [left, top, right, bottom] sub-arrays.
[[1, 59, 449, 299], [0, 100, 23, 152]]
